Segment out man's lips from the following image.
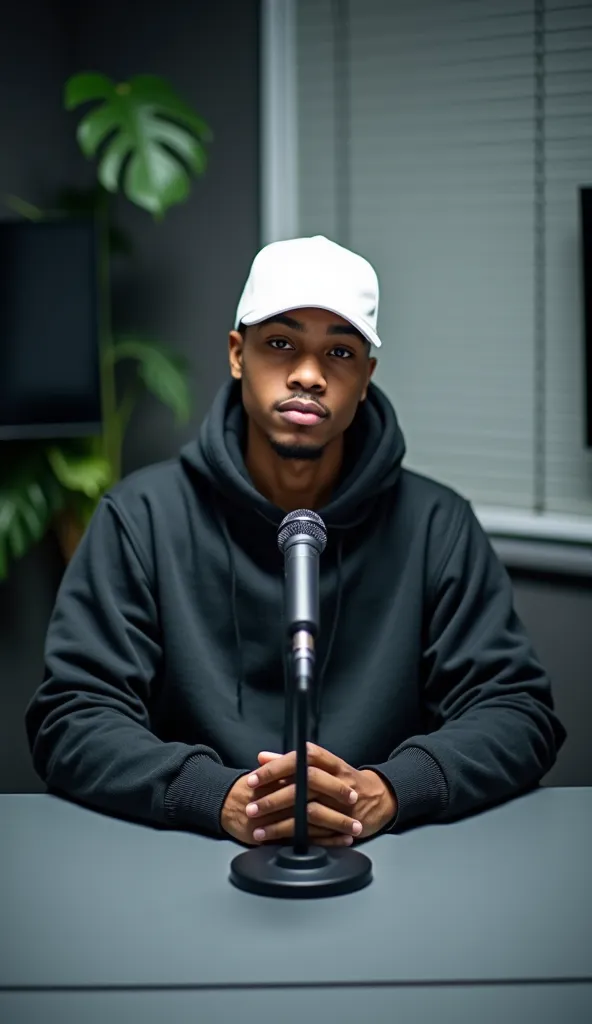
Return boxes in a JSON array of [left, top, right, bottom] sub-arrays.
[[279, 409, 325, 425], [277, 400, 328, 426]]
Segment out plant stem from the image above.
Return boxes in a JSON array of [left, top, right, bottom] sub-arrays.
[[96, 191, 120, 484], [117, 379, 143, 435]]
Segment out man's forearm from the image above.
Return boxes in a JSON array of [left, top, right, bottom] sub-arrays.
[[363, 695, 563, 830]]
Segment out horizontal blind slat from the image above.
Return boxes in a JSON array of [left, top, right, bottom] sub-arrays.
[[296, 0, 592, 516]]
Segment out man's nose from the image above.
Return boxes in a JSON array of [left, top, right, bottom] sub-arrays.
[[288, 356, 326, 391]]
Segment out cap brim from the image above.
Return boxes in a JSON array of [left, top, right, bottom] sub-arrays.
[[238, 302, 382, 349]]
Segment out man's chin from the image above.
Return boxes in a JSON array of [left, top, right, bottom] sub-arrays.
[[267, 436, 325, 461]]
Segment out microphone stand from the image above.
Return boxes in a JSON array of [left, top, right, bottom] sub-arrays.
[[229, 512, 373, 898], [292, 630, 312, 855]]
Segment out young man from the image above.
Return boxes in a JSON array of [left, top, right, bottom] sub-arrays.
[[25, 235, 566, 849]]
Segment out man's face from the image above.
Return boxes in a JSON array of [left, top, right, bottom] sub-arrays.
[[228, 307, 377, 460]]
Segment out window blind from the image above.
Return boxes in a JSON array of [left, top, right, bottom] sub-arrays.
[[544, 0, 592, 515], [295, 0, 592, 517]]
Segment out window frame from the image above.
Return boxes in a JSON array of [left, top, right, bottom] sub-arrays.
[[260, 0, 592, 565]]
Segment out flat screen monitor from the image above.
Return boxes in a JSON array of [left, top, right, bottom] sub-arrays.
[[0, 218, 101, 440]]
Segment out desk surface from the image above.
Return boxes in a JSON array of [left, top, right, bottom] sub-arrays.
[[1, 788, 591, 992]]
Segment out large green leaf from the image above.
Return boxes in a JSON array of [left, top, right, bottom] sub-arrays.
[[112, 333, 191, 425], [0, 453, 65, 581], [65, 73, 212, 216], [46, 447, 112, 498]]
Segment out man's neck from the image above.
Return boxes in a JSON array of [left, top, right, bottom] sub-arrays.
[[245, 422, 344, 513]]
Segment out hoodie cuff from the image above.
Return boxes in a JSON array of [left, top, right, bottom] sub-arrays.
[[360, 746, 449, 832], [164, 754, 250, 836]]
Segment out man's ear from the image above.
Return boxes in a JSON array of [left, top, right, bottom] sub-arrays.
[[228, 330, 244, 380]]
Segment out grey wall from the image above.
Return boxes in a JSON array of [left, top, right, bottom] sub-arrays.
[[511, 574, 591, 787], [0, 0, 260, 792], [0, 0, 76, 207]]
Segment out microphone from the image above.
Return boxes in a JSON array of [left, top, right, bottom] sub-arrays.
[[277, 509, 327, 721], [228, 509, 373, 899]]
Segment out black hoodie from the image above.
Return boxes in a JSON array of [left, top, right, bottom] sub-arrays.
[[25, 379, 566, 837]]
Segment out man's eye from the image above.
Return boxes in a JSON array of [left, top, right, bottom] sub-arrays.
[[267, 339, 353, 359]]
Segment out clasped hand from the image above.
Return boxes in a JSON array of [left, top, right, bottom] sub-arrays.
[[221, 742, 397, 847]]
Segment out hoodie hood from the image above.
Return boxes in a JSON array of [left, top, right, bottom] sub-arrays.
[[181, 377, 406, 529], [180, 377, 406, 742]]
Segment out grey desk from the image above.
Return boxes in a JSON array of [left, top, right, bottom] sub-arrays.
[[1, 788, 591, 1023]]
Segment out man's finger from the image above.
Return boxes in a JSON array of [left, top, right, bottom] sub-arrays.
[[247, 751, 297, 789], [307, 765, 358, 805], [306, 742, 345, 775], [251, 798, 361, 843], [249, 774, 295, 801], [247, 770, 357, 820], [307, 826, 341, 839], [251, 744, 347, 790], [314, 833, 356, 847], [257, 752, 290, 785], [253, 817, 355, 846], [246, 777, 356, 823], [307, 801, 363, 837]]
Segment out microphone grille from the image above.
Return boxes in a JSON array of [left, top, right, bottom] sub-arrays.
[[277, 509, 328, 554]]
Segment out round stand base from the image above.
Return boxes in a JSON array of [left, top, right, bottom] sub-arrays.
[[229, 843, 372, 898]]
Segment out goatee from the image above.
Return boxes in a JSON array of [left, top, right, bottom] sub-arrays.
[[268, 437, 325, 461]]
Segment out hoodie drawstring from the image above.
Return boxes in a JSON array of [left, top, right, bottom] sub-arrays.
[[312, 532, 344, 744], [218, 505, 245, 717]]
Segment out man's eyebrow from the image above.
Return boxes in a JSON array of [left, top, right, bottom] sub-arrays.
[[326, 324, 364, 340], [259, 314, 304, 331], [259, 314, 364, 342]]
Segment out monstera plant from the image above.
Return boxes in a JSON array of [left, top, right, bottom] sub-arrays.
[[0, 73, 212, 580]]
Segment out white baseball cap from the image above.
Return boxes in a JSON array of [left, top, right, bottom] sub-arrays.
[[234, 235, 382, 348]]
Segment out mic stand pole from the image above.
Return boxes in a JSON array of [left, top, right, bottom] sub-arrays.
[[229, 634, 373, 899], [292, 630, 313, 855]]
